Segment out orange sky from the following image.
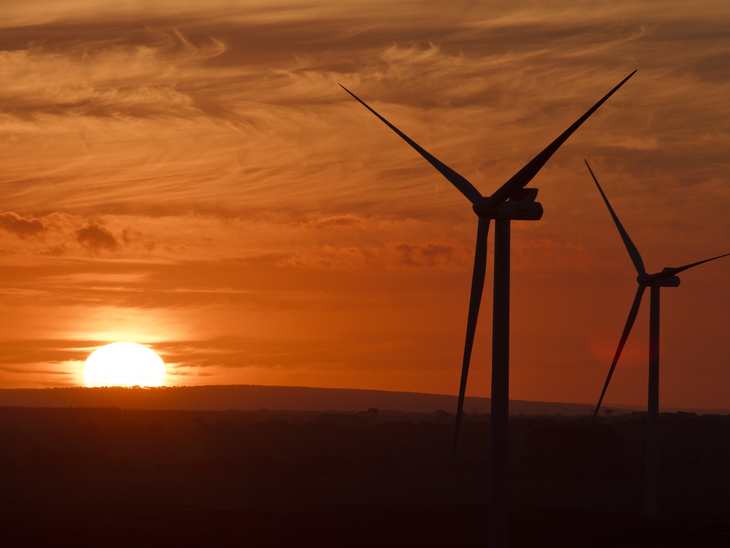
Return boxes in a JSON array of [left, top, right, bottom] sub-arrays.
[[1, 1, 729, 410]]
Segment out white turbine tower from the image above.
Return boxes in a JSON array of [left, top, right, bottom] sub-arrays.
[[342, 72, 635, 548], [586, 160, 730, 520]]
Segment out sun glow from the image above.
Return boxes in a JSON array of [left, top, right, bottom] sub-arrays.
[[83, 342, 166, 387]]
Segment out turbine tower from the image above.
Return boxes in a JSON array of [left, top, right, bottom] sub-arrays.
[[586, 160, 730, 520], [342, 72, 635, 548]]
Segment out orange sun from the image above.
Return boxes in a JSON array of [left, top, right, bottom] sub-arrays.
[[83, 342, 166, 387]]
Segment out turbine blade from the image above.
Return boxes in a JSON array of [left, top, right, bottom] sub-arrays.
[[585, 160, 646, 276], [593, 284, 646, 421], [654, 253, 730, 279], [490, 70, 636, 206], [340, 85, 483, 204], [452, 217, 490, 464]]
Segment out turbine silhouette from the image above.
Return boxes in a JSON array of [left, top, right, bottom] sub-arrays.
[[342, 72, 635, 548], [585, 160, 730, 519]]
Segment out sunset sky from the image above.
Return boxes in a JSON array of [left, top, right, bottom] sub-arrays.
[[1, 1, 729, 410]]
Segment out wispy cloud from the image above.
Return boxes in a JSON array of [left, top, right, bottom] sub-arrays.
[[301, 215, 366, 229], [278, 245, 367, 269]]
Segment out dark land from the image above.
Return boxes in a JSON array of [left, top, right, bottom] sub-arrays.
[[3, 385, 725, 415], [0, 384, 635, 415], [2, 400, 730, 547]]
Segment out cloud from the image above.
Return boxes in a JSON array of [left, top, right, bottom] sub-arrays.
[[302, 215, 366, 229], [75, 222, 119, 251], [0, 339, 95, 365], [0, 28, 224, 119], [380, 239, 471, 269], [278, 245, 367, 269], [277, 239, 471, 270], [41, 244, 67, 257], [0, 211, 45, 238]]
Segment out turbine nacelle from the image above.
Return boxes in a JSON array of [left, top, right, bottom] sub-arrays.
[[648, 274, 681, 287], [472, 188, 543, 220], [637, 271, 681, 287]]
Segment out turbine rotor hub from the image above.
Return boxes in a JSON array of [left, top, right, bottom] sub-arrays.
[[473, 188, 543, 220], [472, 196, 493, 217]]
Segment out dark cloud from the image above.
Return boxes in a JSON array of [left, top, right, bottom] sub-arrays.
[[0, 211, 45, 238], [75, 222, 119, 250]]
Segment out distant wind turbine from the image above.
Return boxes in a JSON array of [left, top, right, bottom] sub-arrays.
[[342, 72, 634, 548], [585, 160, 730, 520]]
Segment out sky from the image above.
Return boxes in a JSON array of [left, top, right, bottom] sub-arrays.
[[1, 0, 729, 410]]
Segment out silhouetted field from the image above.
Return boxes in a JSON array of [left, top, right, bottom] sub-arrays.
[[0, 385, 647, 415], [1, 407, 729, 547]]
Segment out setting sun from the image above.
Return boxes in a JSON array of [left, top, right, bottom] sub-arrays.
[[83, 343, 166, 387]]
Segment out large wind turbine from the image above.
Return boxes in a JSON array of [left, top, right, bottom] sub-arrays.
[[342, 72, 634, 548], [586, 160, 730, 520]]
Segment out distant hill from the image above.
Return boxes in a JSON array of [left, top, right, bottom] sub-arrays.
[[0, 384, 654, 415]]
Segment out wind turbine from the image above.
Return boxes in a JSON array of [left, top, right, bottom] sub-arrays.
[[585, 160, 730, 520], [342, 72, 635, 548]]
